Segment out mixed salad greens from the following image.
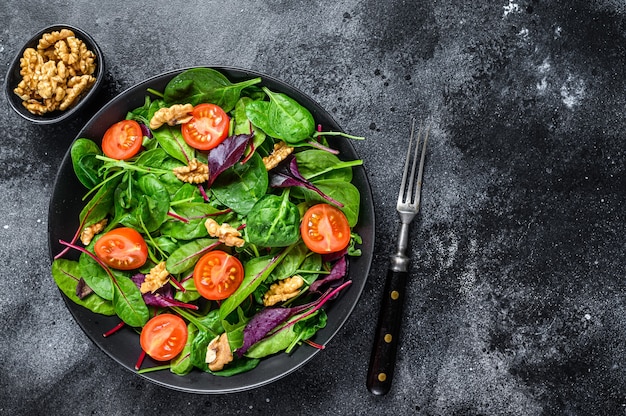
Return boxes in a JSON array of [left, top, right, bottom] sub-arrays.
[[51, 68, 364, 377]]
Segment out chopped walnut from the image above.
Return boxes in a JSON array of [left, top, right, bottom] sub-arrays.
[[59, 74, 96, 110], [80, 219, 108, 245], [263, 275, 305, 306], [206, 333, 233, 371], [204, 218, 245, 248], [140, 262, 170, 294], [149, 104, 194, 129], [13, 29, 97, 115], [37, 28, 74, 50], [262, 141, 294, 170], [172, 158, 209, 184]]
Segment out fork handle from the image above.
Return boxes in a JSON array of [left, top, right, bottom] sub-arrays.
[[366, 268, 408, 395]]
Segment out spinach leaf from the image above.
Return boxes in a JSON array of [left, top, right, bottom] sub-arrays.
[[51, 259, 115, 316], [211, 152, 268, 215], [166, 238, 219, 275], [298, 252, 322, 285], [244, 100, 281, 138], [190, 327, 214, 372], [267, 242, 308, 282], [71, 138, 103, 189], [296, 179, 361, 227], [234, 97, 267, 145], [262, 87, 315, 144], [170, 322, 198, 376], [136, 174, 170, 232], [164, 68, 262, 112], [246, 193, 301, 247], [78, 247, 114, 300], [78, 173, 121, 230], [115, 174, 170, 233], [245, 310, 327, 358], [112, 274, 149, 327], [152, 124, 195, 164], [295, 149, 353, 182], [219, 249, 291, 321], [160, 202, 221, 240]]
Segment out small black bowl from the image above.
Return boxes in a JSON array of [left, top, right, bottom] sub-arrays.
[[4, 24, 105, 125]]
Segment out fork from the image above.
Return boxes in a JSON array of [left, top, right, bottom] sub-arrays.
[[367, 119, 429, 395]]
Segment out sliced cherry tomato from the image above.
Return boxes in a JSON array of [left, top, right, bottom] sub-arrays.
[[94, 227, 148, 270], [101, 119, 143, 160], [193, 250, 244, 300], [140, 313, 188, 361], [301, 203, 351, 254], [181, 103, 230, 150]]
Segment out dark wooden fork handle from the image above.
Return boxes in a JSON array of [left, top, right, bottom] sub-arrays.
[[366, 268, 408, 395]]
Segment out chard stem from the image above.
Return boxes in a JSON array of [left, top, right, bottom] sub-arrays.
[[103, 321, 125, 338]]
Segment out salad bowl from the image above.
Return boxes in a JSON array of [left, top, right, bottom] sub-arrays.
[[47, 66, 375, 393]]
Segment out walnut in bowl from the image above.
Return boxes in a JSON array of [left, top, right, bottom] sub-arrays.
[[4, 24, 105, 125]]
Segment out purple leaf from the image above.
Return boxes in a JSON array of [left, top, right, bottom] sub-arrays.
[[238, 297, 319, 357], [269, 156, 343, 207], [76, 278, 93, 299], [238, 308, 292, 357], [239, 281, 352, 356], [131, 273, 198, 310], [309, 255, 348, 293], [207, 133, 252, 186]]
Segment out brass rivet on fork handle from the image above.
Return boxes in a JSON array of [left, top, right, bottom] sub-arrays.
[[366, 119, 429, 395]]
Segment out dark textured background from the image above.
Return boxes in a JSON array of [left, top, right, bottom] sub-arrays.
[[1, 1, 624, 415]]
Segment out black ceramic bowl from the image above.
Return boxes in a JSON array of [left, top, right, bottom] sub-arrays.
[[5, 24, 105, 124], [48, 67, 375, 394]]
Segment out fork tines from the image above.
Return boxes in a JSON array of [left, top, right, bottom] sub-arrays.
[[398, 118, 429, 210]]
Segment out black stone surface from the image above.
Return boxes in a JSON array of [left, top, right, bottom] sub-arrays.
[[1, 1, 624, 415]]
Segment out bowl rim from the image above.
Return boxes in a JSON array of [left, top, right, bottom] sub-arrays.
[[4, 23, 105, 125], [47, 66, 376, 394]]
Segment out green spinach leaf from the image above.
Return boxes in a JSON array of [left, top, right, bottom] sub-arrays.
[[211, 152, 268, 215], [51, 259, 115, 316], [164, 68, 261, 112], [246, 193, 301, 247], [71, 138, 104, 189]]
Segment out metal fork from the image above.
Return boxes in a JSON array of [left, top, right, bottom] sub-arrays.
[[367, 119, 429, 395]]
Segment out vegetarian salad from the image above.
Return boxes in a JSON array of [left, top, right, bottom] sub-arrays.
[[50, 68, 365, 377]]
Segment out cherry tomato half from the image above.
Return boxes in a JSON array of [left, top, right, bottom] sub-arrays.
[[140, 313, 188, 361], [94, 227, 148, 270], [301, 203, 351, 254], [101, 119, 143, 160], [193, 250, 244, 300], [181, 103, 230, 150]]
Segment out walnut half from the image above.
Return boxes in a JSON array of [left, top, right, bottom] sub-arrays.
[[263, 275, 305, 306], [140, 262, 170, 294], [206, 333, 233, 371], [172, 158, 209, 184], [204, 218, 245, 248]]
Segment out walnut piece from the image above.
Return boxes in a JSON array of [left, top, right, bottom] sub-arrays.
[[263, 141, 294, 170], [172, 158, 209, 184], [263, 275, 305, 306], [204, 218, 245, 248], [80, 219, 108, 245], [149, 104, 194, 129], [206, 333, 233, 371], [13, 29, 97, 115], [140, 262, 170, 294]]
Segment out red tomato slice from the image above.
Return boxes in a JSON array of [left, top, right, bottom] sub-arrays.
[[181, 103, 230, 150], [93, 227, 148, 270], [101, 119, 143, 160], [193, 250, 244, 300], [301, 203, 351, 254], [140, 313, 188, 361]]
